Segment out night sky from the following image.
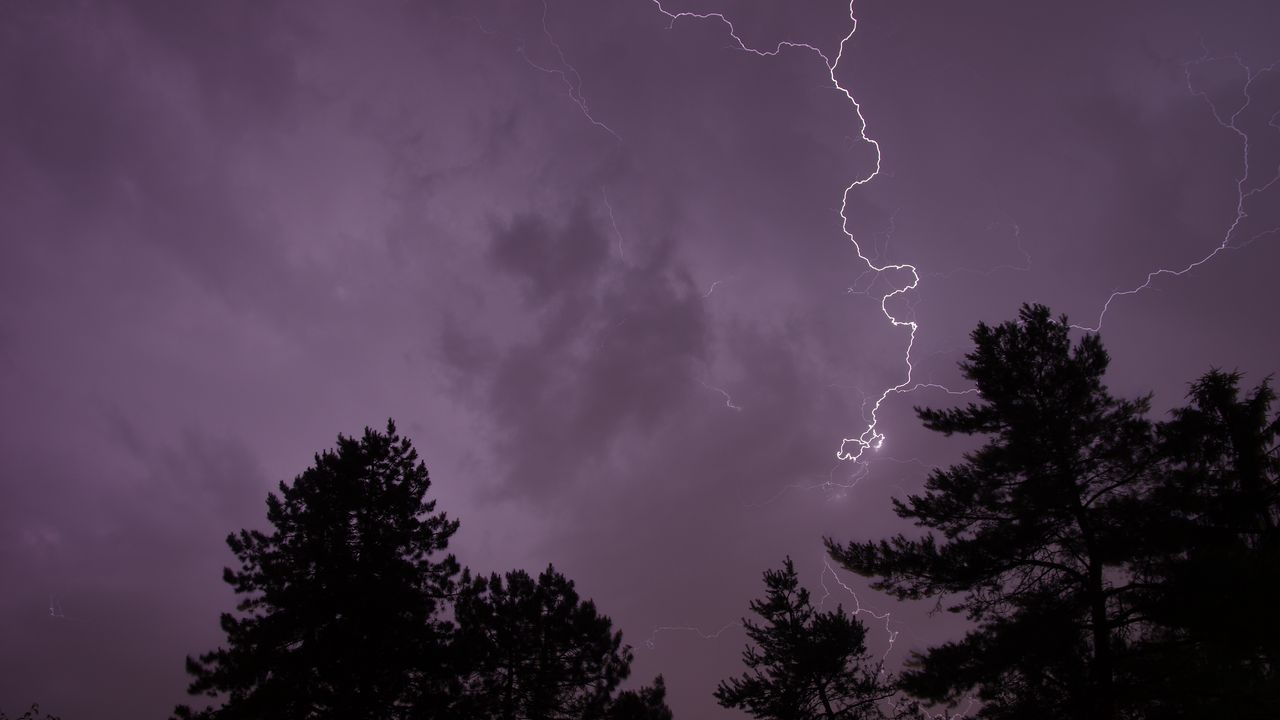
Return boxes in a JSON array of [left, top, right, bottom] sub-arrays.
[[3, 1, 1280, 717]]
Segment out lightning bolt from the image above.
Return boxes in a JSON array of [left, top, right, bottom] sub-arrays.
[[1075, 50, 1280, 332], [648, 0, 971, 465]]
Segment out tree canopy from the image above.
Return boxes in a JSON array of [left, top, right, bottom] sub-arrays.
[[1129, 370, 1280, 718], [453, 563, 670, 712], [175, 421, 670, 720], [452, 564, 646, 720], [163, 313, 1279, 720], [175, 421, 460, 720], [826, 304, 1280, 718]]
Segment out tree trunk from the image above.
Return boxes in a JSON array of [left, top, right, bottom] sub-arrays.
[[1071, 483, 1116, 720], [1086, 559, 1115, 720], [817, 682, 838, 719]]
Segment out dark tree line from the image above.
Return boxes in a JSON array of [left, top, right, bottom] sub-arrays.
[[0, 706, 61, 720], [175, 422, 670, 720], [172, 302, 1277, 720]]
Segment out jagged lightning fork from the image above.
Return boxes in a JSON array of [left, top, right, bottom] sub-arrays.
[[817, 559, 900, 666], [650, 1, 954, 465], [1074, 51, 1280, 332]]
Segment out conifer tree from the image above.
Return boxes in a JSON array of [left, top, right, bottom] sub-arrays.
[[175, 421, 460, 720], [453, 564, 668, 720], [715, 558, 900, 720], [1132, 370, 1280, 718]]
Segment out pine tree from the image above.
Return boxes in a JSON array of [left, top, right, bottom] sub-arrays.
[[714, 558, 900, 720], [175, 421, 460, 720], [826, 304, 1155, 719], [452, 564, 665, 720]]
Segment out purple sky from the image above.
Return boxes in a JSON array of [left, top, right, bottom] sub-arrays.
[[3, 1, 1279, 717]]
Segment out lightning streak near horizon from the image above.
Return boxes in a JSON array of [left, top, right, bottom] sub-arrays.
[[1074, 50, 1280, 332]]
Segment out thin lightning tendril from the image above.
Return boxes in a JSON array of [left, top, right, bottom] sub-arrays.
[[698, 378, 743, 412], [702, 278, 728, 298], [519, 0, 622, 140], [644, 620, 740, 650], [1074, 51, 1280, 332], [601, 186, 628, 263], [817, 559, 899, 666]]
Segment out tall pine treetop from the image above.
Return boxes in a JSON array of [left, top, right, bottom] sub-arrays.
[[826, 304, 1155, 719], [176, 420, 460, 720]]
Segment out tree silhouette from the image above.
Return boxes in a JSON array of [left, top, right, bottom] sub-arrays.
[[826, 304, 1155, 720], [604, 676, 675, 720], [452, 564, 666, 720], [1129, 370, 1280, 718], [714, 558, 901, 720], [175, 420, 461, 720]]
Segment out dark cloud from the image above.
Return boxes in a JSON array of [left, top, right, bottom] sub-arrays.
[[449, 204, 712, 498]]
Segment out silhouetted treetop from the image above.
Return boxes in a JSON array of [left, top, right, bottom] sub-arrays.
[[715, 558, 902, 720], [175, 420, 460, 720], [452, 564, 647, 720], [1131, 370, 1280, 718]]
